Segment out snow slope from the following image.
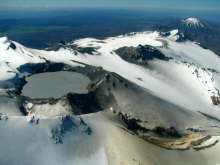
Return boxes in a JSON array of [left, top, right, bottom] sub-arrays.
[[1, 110, 220, 165], [0, 114, 108, 165]]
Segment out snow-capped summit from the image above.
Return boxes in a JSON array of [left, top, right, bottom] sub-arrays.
[[181, 17, 204, 28], [184, 18, 200, 24]]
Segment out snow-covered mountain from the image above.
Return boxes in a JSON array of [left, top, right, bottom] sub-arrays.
[[178, 17, 212, 39], [181, 17, 205, 29], [158, 17, 220, 56], [1, 29, 220, 165]]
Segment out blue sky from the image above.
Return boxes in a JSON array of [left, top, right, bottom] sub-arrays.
[[1, 0, 220, 10]]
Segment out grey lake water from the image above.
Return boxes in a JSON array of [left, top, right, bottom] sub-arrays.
[[22, 71, 91, 99]]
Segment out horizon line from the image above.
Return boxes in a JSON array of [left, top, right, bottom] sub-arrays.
[[1, 6, 220, 12]]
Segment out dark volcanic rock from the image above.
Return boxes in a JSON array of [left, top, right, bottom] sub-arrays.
[[119, 112, 181, 138], [59, 40, 66, 45], [119, 112, 148, 132], [154, 126, 181, 138], [46, 42, 98, 55], [17, 62, 70, 74], [115, 44, 171, 65], [9, 42, 16, 50], [76, 47, 98, 55], [211, 96, 220, 105], [66, 93, 102, 115]]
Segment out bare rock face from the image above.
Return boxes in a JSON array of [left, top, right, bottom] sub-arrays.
[[114, 44, 171, 65], [9, 42, 16, 50], [118, 112, 218, 150], [211, 96, 220, 105]]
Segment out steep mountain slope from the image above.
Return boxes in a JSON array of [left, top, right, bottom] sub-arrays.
[[157, 17, 220, 55], [181, 18, 205, 28], [0, 30, 220, 164]]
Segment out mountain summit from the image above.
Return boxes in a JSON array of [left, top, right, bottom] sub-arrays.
[[179, 17, 209, 34], [157, 17, 220, 55], [181, 18, 205, 29]]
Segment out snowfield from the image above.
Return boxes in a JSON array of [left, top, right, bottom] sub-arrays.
[[0, 28, 220, 165]]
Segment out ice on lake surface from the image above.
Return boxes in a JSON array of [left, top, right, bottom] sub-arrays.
[[22, 71, 91, 98]]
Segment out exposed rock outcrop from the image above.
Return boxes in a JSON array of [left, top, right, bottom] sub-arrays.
[[114, 44, 171, 65]]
